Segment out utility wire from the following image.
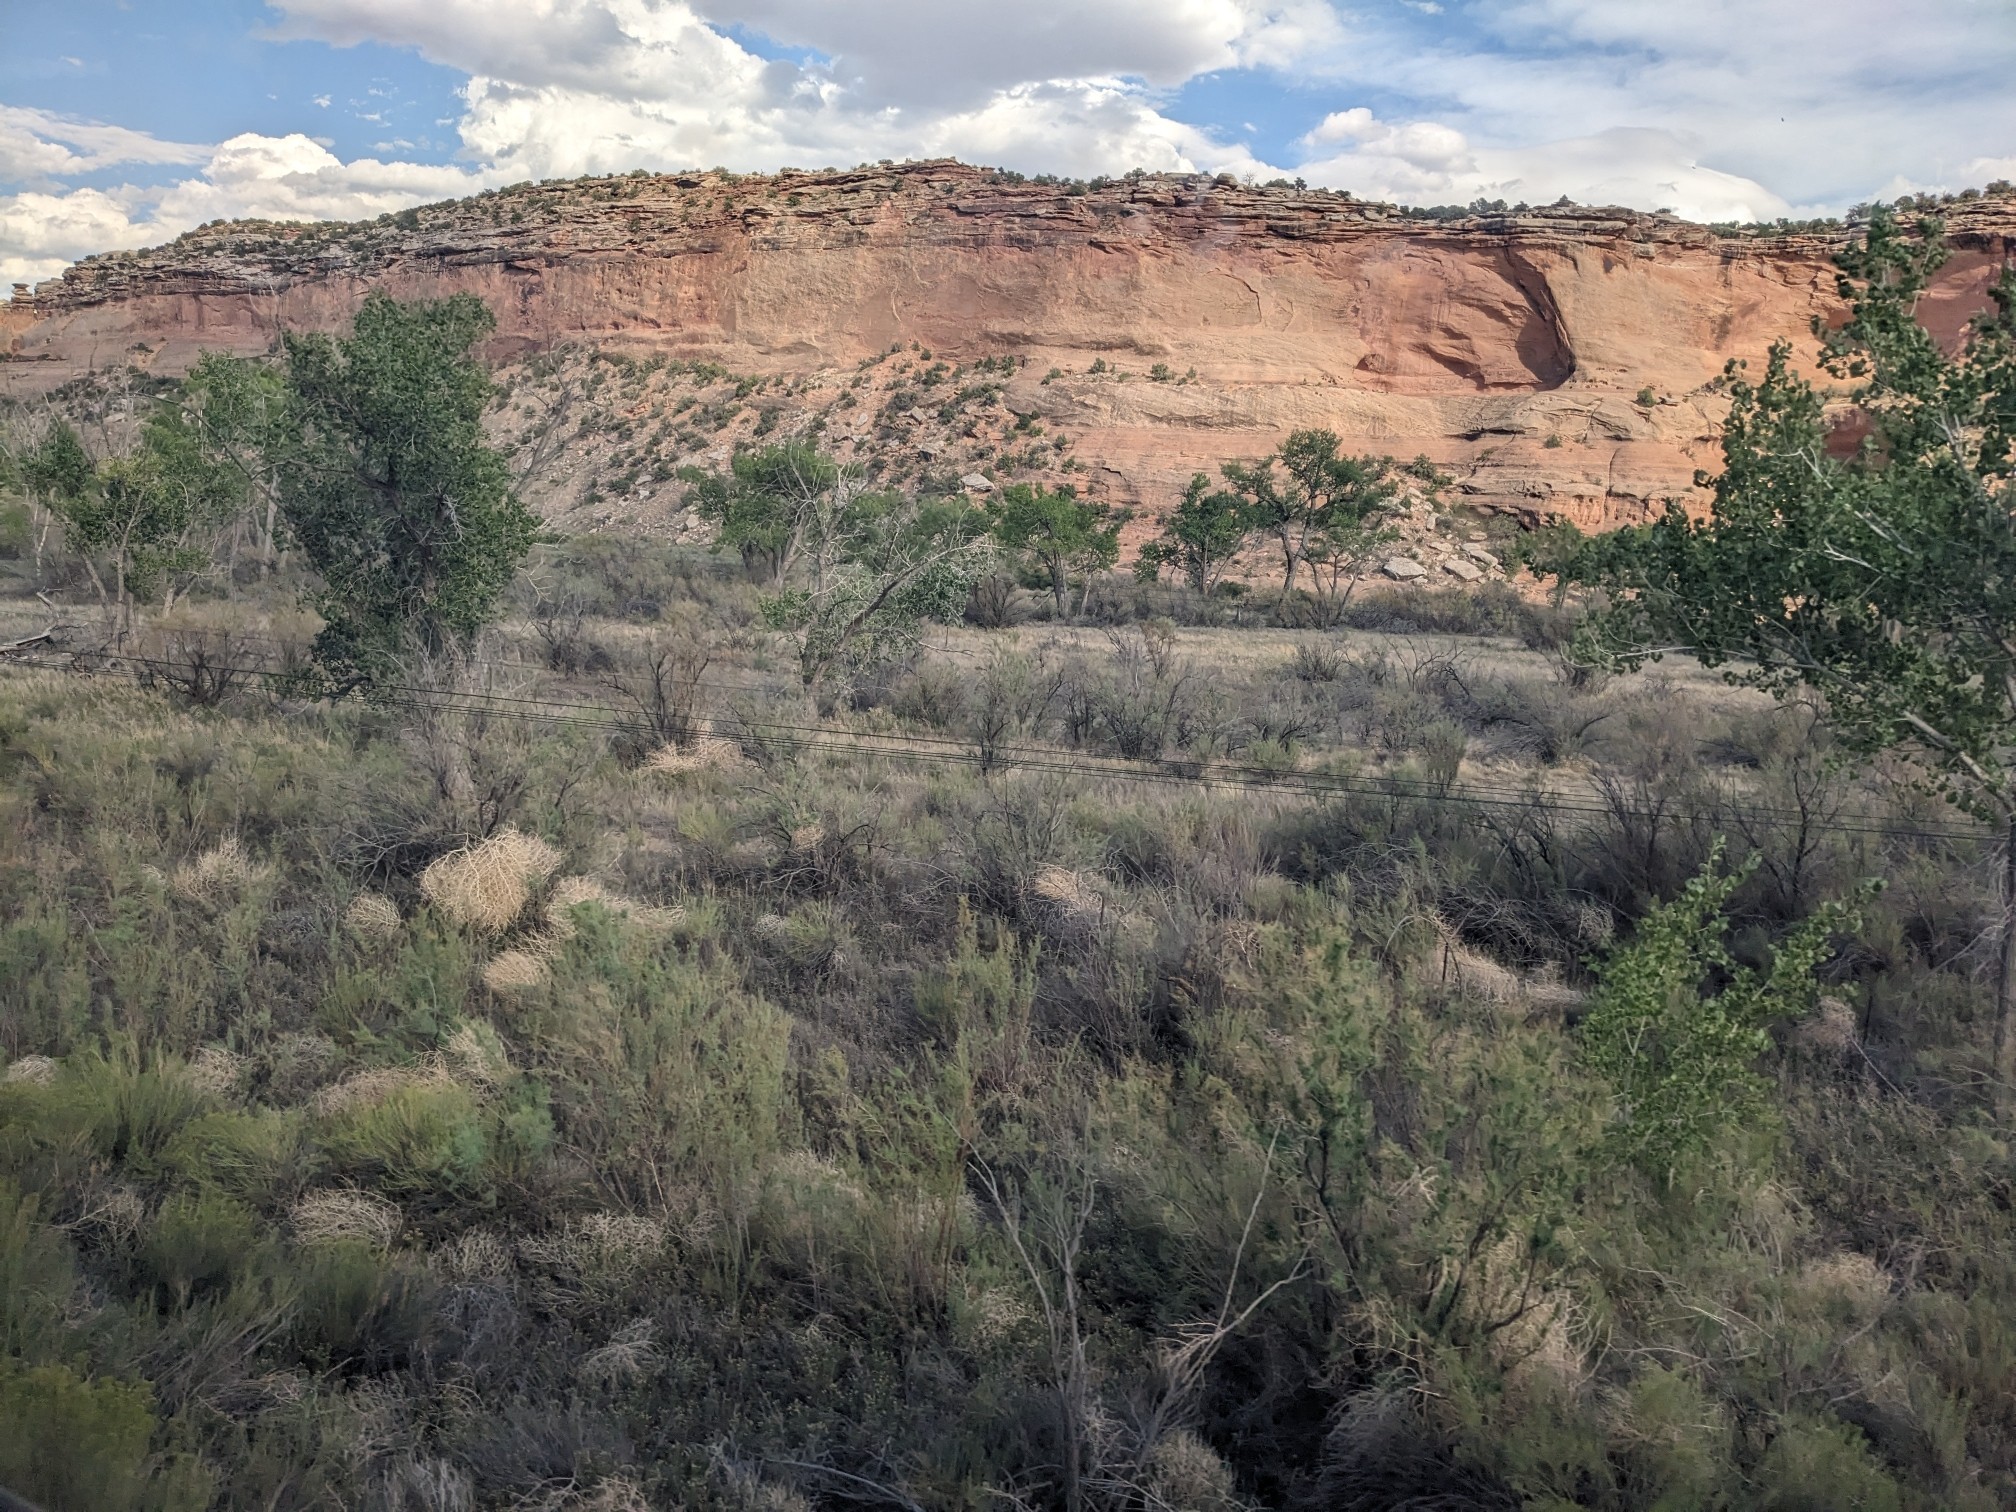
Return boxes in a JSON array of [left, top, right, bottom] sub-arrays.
[[1, 644, 1989, 845]]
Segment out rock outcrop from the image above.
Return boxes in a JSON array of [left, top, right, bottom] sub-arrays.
[[5, 161, 2013, 531]]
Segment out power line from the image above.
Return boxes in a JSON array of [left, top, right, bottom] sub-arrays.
[[0, 644, 1990, 845]]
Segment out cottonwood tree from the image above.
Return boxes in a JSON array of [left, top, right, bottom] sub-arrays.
[[175, 351, 291, 577], [987, 482, 1125, 617], [1564, 208, 2016, 1111], [1134, 472, 1251, 597], [688, 444, 990, 693], [1217, 430, 1399, 611], [684, 440, 839, 585], [23, 412, 242, 630], [277, 292, 542, 693]]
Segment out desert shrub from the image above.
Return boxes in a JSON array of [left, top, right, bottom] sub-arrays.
[[1, 525, 2015, 1507], [1753, 1413, 1904, 1511], [600, 632, 713, 760], [315, 1077, 491, 1201], [0, 1363, 208, 1512], [0, 1180, 74, 1360], [497, 909, 791, 1208], [162, 1109, 304, 1205], [1340, 581, 1539, 637], [137, 1190, 262, 1305], [288, 1239, 438, 1372], [1082, 622, 1216, 761]]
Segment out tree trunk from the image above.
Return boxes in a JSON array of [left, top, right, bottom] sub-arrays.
[[1997, 813, 2016, 1119]]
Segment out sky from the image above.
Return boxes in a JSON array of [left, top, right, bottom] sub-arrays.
[[3, 0, 2015, 293]]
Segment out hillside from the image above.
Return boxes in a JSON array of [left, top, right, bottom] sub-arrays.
[[8, 162, 2014, 533]]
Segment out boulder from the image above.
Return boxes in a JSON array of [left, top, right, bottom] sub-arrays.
[[1440, 558, 1484, 582], [960, 472, 996, 494], [1381, 556, 1428, 581], [1463, 544, 1500, 568]]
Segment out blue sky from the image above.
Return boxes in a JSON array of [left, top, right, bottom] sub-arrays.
[[4, 0, 2014, 290]]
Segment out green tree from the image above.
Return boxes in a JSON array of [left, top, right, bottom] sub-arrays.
[[176, 350, 292, 577], [1134, 472, 1250, 597], [1580, 847, 1858, 1174], [1218, 430, 1399, 608], [1563, 209, 2016, 1108], [987, 482, 1124, 617], [683, 439, 838, 585], [687, 445, 990, 692], [277, 292, 541, 693], [23, 414, 238, 627]]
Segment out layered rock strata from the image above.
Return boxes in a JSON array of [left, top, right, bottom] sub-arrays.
[[6, 162, 2012, 529]]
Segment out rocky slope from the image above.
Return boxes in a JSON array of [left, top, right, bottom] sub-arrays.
[[5, 161, 2013, 533]]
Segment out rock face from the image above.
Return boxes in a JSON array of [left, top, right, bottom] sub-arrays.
[[5, 161, 2013, 531]]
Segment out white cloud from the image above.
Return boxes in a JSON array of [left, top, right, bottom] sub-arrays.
[[1299, 0, 2016, 210], [0, 105, 207, 184], [0, 126, 479, 290], [1296, 111, 1792, 223]]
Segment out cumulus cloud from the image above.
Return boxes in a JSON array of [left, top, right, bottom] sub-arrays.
[[1302, 0, 2016, 211], [0, 123, 479, 290], [1297, 111, 1793, 224], [0, 105, 207, 184]]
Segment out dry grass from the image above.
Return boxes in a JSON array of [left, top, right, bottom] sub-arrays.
[[431, 1228, 514, 1282], [482, 949, 552, 995], [3, 1054, 58, 1085], [1031, 863, 1104, 918], [1447, 1232, 1589, 1397], [444, 1021, 516, 1086], [292, 1188, 404, 1248], [543, 873, 686, 937], [1796, 996, 1860, 1055], [344, 891, 404, 941], [1796, 1250, 1891, 1324], [577, 1319, 663, 1388], [518, 1212, 667, 1279], [643, 736, 749, 776], [419, 827, 563, 935], [188, 1045, 245, 1096], [171, 836, 270, 902], [311, 1059, 450, 1116]]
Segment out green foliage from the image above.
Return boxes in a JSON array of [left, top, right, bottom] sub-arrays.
[[1570, 210, 2016, 822], [287, 1240, 435, 1372], [316, 1078, 490, 1201], [0, 1181, 74, 1361], [1754, 1413, 1905, 1511], [988, 482, 1125, 616], [0, 1363, 207, 1512], [687, 443, 987, 689], [139, 1190, 261, 1304], [1580, 847, 1858, 1172], [1566, 208, 2016, 1107], [1134, 472, 1250, 596], [278, 291, 542, 691], [162, 1109, 303, 1205], [684, 438, 838, 583], [20, 412, 238, 616], [1214, 429, 1400, 611]]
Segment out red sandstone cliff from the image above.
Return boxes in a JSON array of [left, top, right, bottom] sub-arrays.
[[5, 161, 2013, 529]]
